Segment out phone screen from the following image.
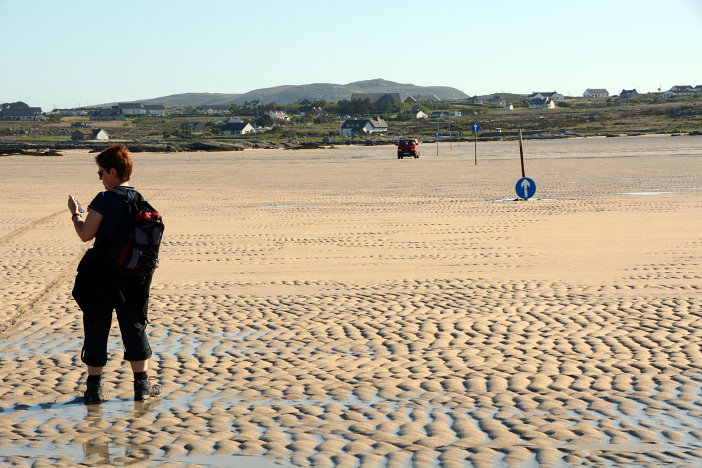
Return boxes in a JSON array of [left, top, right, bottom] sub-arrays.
[[71, 195, 84, 213]]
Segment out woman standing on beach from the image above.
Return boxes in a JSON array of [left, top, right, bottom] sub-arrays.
[[67, 144, 161, 404]]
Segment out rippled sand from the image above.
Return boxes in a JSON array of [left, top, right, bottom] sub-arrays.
[[1, 135, 701, 467]]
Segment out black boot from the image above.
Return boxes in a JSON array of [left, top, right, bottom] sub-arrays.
[[84, 380, 103, 405], [134, 378, 161, 401]]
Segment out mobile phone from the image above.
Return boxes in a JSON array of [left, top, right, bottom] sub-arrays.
[[71, 194, 84, 213]]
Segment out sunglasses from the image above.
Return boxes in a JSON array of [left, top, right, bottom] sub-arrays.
[[97, 169, 105, 178]]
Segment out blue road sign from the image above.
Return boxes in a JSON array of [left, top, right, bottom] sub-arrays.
[[471, 123, 481, 133], [435, 132, 440, 137], [515, 177, 536, 200]]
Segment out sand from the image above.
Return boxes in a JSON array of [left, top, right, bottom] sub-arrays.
[[1, 134, 701, 467]]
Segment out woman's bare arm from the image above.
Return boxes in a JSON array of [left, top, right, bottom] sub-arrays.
[[73, 209, 102, 242]]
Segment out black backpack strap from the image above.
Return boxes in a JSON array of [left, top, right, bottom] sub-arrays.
[[109, 187, 142, 202], [109, 188, 140, 222]]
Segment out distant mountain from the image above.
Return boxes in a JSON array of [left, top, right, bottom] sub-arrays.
[[131, 79, 468, 107]]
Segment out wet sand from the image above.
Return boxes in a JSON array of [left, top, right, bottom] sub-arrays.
[[1, 134, 702, 467]]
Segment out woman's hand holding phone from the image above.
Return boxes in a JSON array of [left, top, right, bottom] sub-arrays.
[[68, 194, 84, 214]]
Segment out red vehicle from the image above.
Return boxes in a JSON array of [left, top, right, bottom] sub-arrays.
[[397, 137, 420, 159]]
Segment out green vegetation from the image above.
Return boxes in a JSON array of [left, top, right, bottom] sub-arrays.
[[1, 94, 700, 146]]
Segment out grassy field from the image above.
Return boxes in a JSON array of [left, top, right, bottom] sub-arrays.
[[1, 94, 700, 145]]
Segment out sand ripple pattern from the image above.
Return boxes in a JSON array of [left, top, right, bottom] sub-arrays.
[[1, 279, 702, 467]]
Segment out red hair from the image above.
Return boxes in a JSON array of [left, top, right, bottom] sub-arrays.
[[95, 145, 133, 182]]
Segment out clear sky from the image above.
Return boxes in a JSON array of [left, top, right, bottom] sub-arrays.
[[2, 0, 701, 111]]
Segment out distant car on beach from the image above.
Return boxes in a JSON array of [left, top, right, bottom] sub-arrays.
[[397, 138, 420, 159]]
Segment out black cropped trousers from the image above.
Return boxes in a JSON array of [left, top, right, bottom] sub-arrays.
[[72, 249, 153, 367]]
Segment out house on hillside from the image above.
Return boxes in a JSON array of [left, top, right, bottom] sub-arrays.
[[405, 94, 441, 103], [71, 128, 109, 140], [89, 107, 125, 121], [144, 104, 166, 116], [0, 107, 44, 121], [618, 89, 641, 101], [467, 94, 505, 106], [119, 103, 145, 116], [198, 105, 231, 115], [583, 88, 609, 98], [221, 116, 244, 124], [117, 103, 165, 116], [430, 111, 446, 119], [369, 117, 387, 132], [267, 110, 291, 121], [403, 109, 428, 119], [529, 98, 555, 109], [529, 91, 565, 101], [351, 93, 401, 105], [663, 85, 695, 98], [57, 109, 87, 117], [340, 117, 387, 136], [221, 122, 255, 135]]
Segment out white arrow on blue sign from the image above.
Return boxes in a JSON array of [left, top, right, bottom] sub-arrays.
[[515, 177, 536, 199], [471, 123, 480, 133], [435, 132, 440, 137]]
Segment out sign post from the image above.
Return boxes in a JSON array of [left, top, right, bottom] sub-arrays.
[[515, 129, 536, 199], [436, 119, 440, 156], [471, 123, 480, 165], [519, 129, 525, 178], [448, 117, 452, 149]]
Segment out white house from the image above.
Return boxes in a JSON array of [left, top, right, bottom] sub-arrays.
[[369, 117, 387, 132], [450, 111, 462, 117], [405, 94, 441, 103], [340, 117, 387, 136], [119, 103, 145, 116], [529, 91, 565, 100], [143, 104, 166, 117], [529, 98, 555, 109], [267, 110, 291, 121], [221, 122, 255, 135], [663, 85, 694, 98], [71, 128, 109, 140], [504, 104, 514, 110], [198, 105, 231, 115], [583, 88, 609, 98], [57, 109, 87, 117], [93, 128, 109, 140], [402, 110, 428, 119]]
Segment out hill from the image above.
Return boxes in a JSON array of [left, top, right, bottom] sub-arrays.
[[132, 79, 468, 107]]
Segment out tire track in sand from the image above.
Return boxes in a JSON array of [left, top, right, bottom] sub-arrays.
[[0, 244, 86, 338], [0, 210, 64, 247], [0, 210, 86, 337]]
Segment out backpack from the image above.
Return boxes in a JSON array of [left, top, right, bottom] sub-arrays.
[[108, 188, 164, 279]]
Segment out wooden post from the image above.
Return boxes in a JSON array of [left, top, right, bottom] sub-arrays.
[[474, 131, 477, 165], [519, 129, 525, 178], [436, 119, 439, 156]]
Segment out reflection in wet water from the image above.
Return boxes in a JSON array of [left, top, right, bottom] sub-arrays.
[[0, 396, 291, 467]]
